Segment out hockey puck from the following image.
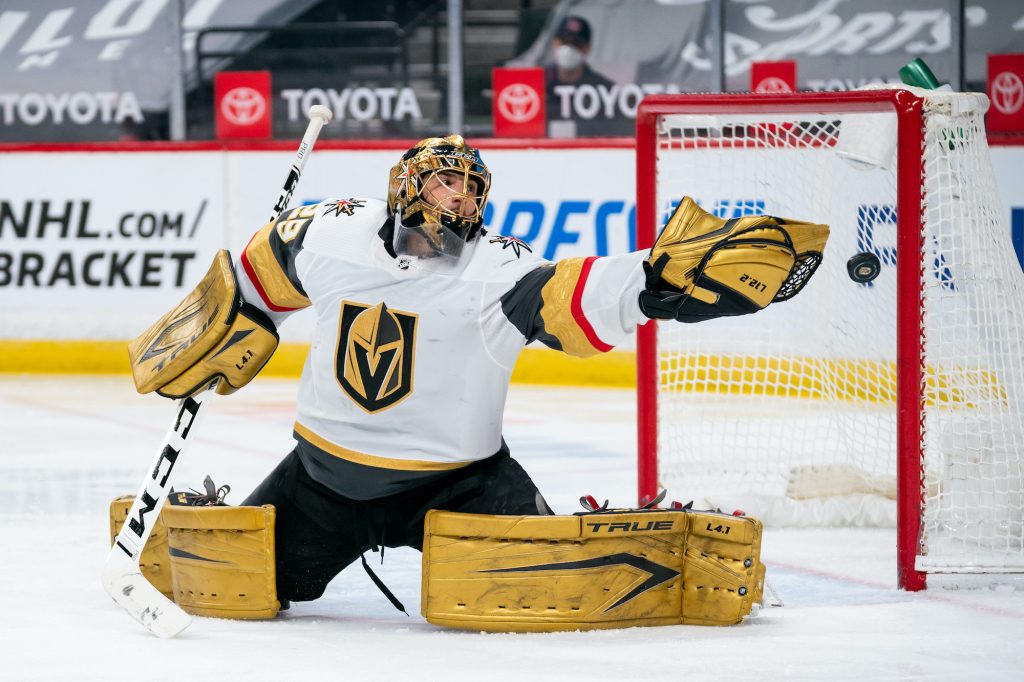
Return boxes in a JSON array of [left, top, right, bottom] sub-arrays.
[[847, 252, 881, 283]]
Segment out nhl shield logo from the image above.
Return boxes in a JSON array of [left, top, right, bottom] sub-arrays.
[[336, 301, 418, 413]]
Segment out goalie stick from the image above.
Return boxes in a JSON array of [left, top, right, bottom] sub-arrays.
[[102, 104, 334, 638]]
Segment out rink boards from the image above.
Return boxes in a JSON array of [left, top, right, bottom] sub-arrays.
[[2, 139, 1024, 385]]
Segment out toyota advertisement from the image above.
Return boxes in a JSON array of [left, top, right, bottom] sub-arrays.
[[4, 1, 1024, 141], [492, 68, 546, 137], [987, 54, 1024, 131], [215, 71, 272, 139], [506, 0, 1024, 137], [0, 0, 320, 142]]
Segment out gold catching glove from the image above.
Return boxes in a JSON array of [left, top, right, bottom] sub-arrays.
[[638, 197, 829, 323]]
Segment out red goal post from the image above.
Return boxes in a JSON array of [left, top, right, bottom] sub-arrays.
[[635, 90, 1024, 591]]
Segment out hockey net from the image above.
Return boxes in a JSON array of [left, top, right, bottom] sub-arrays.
[[635, 89, 1024, 589]]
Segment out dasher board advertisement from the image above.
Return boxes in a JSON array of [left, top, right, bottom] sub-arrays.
[[4, 142, 1024, 342]]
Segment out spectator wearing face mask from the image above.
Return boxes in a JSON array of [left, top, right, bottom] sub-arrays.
[[544, 15, 627, 137]]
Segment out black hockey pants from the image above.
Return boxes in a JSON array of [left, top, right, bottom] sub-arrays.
[[242, 448, 552, 604]]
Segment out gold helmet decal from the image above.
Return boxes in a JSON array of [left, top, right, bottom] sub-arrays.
[[336, 301, 418, 413], [387, 134, 491, 240]]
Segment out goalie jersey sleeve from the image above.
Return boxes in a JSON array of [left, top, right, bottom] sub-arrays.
[[231, 199, 648, 500], [495, 250, 648, 358], [235, 204, 317, 328]]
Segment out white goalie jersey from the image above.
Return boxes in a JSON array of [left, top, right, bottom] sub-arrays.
[[236, 198, 647, 499]]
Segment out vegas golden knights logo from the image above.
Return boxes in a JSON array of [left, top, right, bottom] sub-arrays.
[[336, 301, 418, 413]]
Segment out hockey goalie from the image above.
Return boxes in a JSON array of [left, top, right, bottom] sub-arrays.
[[116, 135, 828, 631]]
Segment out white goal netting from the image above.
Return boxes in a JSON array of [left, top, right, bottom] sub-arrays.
[[646, 89, 1024, 575]]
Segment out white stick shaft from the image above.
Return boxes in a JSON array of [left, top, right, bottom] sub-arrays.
[[105, 106, 331, 638], [110, 390, 210, 561], [103, 386, 215, 638], [269, 105, 333, 222]]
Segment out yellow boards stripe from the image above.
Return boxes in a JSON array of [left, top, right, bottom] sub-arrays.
[[659, 354, 1007, 407], [0, 341, 1006, 405], [0, 340, 309, 378]]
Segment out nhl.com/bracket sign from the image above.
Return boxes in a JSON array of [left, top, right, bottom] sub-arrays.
[[492, 67, 545, 138], [215, 71, 272, 139], [988, 54, 1024, 133]]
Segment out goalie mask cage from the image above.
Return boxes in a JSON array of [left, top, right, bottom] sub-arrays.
[[635, 89, 1024, 591]]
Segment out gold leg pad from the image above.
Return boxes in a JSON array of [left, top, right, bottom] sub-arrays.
[[421, 509, 764, 632], [162, 504, 279, 620], [108, 495, 173, 598]]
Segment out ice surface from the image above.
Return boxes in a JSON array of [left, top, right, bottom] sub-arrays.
[[1, 376, 1022, 681]]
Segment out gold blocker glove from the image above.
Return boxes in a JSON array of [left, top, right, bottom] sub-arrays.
[[128, 250, 279, 398], [638, 197, 829, 323]]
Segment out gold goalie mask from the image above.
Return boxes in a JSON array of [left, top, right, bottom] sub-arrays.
[[639, 197, 830, 323], [386, 135, 491, 267]]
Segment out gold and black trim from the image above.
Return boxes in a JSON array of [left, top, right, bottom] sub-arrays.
[[294, 422, 470, 472], [500, 265, 561, 350], [501, 259, 610, 359], [479, 553, 679, 612]]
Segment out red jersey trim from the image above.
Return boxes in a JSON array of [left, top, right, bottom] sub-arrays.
[[570, 256, 614, 354], [239, 236, 302, 313]]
